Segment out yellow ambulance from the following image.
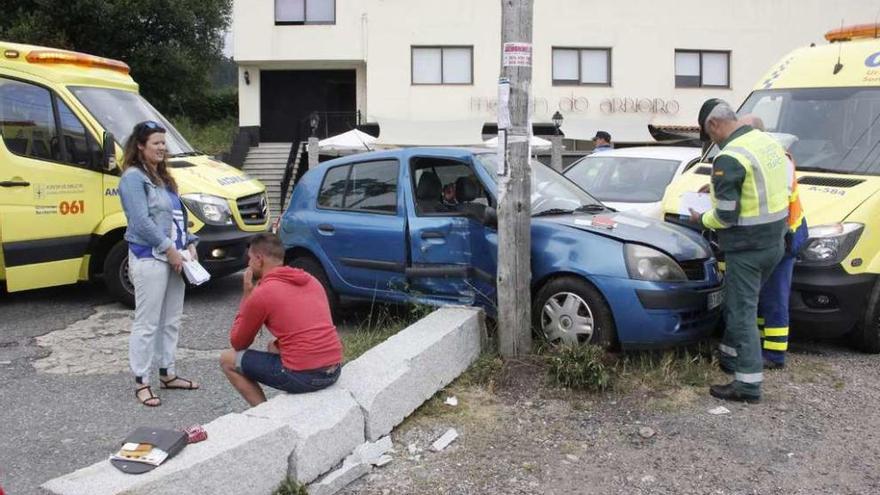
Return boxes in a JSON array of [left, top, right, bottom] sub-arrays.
[[0, 42, 268, 306], [662, 24, 880, 352]]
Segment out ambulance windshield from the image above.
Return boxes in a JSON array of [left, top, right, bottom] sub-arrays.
[[69, 86, 197, 157], [736, 87, 880, 176]]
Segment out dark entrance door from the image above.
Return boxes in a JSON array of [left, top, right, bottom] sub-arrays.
[[259, 70, 356, 142]]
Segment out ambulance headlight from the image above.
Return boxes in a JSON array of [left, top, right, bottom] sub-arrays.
[[797, 223, 863, 266], [182, 193, 233, 225], [625, 244, 687, 282]]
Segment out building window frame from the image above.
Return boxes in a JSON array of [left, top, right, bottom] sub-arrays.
[[411, 46, 474, 86], [674, 49, 731, 88], [274, 0, 336, 26], [551, 47, 612, 87]]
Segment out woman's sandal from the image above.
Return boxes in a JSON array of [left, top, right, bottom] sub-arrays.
[[159, 376, 200, 390], [136, 385, 161, 407]]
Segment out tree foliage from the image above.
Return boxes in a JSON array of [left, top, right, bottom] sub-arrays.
[[0, 0, 231, 117]]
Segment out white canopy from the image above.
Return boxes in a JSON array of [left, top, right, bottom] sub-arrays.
[[373, 117, 485, 147], [483, 134, 553, 151], [561, 117, 655, 143], [318, 129, 377, 153]]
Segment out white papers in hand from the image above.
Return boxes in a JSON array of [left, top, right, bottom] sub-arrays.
[[679, 192, 712, 216], [181, 251, 211, 286]]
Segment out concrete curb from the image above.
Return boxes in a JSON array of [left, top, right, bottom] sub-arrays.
[[42, 306, 484, 495]]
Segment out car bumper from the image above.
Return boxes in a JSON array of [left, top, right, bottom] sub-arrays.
[[597, 274, 723, 350], [194, 225, 261, 277], [790, 265, 877, 338]]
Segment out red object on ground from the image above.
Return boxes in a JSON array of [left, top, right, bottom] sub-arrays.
[[230, 266, 342, 371], [183, 424, 208, 443]]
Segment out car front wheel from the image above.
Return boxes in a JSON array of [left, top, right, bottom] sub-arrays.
[[532, 276, 616, 348], [104, 240, 135, 308]]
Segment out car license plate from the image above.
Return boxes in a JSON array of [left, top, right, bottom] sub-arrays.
[[707, 290, 724, 310]]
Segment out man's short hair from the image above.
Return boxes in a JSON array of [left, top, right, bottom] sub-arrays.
[[248, 233, 285, 260]]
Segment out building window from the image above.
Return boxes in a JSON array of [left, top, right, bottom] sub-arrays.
[[675, 50, 730, 88], [275, 0, 335, 25], [411, 47, 473, 85], [552, 48, 611, 86]]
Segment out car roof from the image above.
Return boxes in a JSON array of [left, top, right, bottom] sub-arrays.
[[314, 147, 491, 169], [585, 146, 701, 162]]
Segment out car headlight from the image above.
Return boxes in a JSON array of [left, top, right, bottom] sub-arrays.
[[624, 244, 687, 282], [797, 223, 863, 266], [181, 193, 233, 225]]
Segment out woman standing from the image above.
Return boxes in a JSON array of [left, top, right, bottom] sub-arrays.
[[119, 121, 200, 407]]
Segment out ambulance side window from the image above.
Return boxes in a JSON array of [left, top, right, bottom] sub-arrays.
[[56, 98, 99, 169], [0, 77, 59, 161]]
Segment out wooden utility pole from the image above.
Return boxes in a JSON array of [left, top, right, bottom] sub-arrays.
[[497, 0, 533, 357]]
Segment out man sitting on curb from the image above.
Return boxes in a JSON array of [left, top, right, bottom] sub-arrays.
[[220, 233, 342, 406]]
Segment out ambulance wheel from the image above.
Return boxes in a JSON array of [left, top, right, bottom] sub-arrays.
[[288, 255, 340, 320], [532, 276, 617, 349], [105, 241, 136, 308], [850, 279, 880, 354]]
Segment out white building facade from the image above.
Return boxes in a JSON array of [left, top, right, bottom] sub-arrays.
[[233, 0, 879, 146]]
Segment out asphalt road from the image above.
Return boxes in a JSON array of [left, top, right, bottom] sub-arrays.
[[0, 272, 357, 495]]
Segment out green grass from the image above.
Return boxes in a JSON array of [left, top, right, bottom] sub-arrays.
[[341, 304, 434, 362], [273, 477, 308, 495], [169, 115, 236, 157]]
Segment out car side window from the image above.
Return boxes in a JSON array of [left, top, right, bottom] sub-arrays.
[[318, 164, 349, 209], [0, 77, 59, 161], [56, 97, 100, 169], [412, 159, 492, 217], [345, 160, 399, 214]]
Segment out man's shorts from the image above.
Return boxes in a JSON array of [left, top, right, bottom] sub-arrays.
[[235, 350, 340, 394]]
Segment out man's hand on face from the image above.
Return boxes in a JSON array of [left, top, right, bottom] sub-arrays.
[[243, 267, 256, 295]]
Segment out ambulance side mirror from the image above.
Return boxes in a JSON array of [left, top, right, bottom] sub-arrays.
[[102, 132, 118, 171]]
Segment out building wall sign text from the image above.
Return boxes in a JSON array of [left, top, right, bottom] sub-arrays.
[[469, 94, 680, 116]]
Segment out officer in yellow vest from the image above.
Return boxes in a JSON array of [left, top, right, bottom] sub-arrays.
[[689, 99, 790, 403]]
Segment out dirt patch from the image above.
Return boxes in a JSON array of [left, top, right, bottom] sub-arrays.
[[341, 342, 880, 494]]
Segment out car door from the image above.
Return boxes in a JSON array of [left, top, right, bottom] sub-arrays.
[[405, 155, 497, 306], [0, 76, 103, 291], [309, 159, 407, 297]]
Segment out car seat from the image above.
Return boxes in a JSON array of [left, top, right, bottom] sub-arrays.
[[415, 170, 443, 214]]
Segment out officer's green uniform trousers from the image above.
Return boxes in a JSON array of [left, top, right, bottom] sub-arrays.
[[702, 126, 790, 396]]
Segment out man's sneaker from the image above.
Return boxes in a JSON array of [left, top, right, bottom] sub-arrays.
[[709, 382, 761, 404], [763, 358, 785, 370]]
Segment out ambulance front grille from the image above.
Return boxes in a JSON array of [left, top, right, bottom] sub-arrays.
[[237, 192, 269, 225]]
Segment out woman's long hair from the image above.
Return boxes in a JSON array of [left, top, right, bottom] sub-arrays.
[[122, 121, 178, 193]]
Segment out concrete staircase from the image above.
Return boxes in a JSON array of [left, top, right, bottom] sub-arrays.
[[241, 142, 303, 218]]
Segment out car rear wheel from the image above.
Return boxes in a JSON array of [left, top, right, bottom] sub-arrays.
[[104, 240, 135, 308], [288, 255, 340, 320], [533, 276, 616, 348], [849, 279, 880, 353]]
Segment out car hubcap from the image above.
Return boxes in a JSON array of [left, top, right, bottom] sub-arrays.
[[541, 291, 594, 345]]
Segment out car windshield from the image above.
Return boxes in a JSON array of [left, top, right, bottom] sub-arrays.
[[69, 86, 197, 157], [564, 156, 680, 203], [705, 87, 880, 176], [475, 153, 603, 215]]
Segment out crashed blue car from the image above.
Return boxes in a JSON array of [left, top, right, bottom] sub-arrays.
[[279, 147, 722, 349]]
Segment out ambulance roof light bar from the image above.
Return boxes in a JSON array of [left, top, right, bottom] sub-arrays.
[[825, 23, 880, 43], [24, 49, 130, 74]]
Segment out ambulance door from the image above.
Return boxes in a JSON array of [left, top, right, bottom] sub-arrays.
[[0, 76, 104, 291]]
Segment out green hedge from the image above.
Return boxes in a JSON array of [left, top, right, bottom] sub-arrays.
[[179, 90, 238, 125]]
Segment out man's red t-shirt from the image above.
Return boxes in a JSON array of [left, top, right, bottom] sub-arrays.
[[230, 266, 342, 370]]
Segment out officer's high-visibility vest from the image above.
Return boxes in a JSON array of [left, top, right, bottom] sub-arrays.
[[707, 130, 790, 228]]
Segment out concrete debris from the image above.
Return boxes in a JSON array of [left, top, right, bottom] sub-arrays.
[[308, 457, 372, 495], [638, 427, 656, 438], [431, 428, 459, 452], [444, 396, 459, 406], [352, 436, 393, 465], [374, 455, 393, 467], [708, 406, 731, 415], [565, 454, 579, 462], [407, 443, 421, 455]]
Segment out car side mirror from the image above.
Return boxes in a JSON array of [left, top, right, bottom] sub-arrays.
[[102, 132, 118, 171], [483, 206, 497, 228]]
